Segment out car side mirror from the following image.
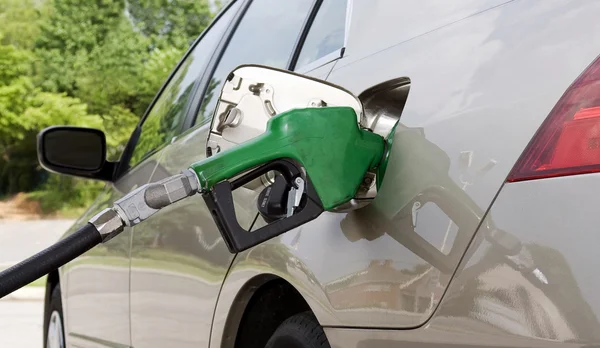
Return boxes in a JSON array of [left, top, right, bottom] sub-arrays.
[[37, 126, 116, 181]]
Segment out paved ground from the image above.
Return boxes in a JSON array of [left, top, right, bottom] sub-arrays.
[[0, 299, 44, 347], [0, 219, 74, 265], [0, 219, 74, 348]]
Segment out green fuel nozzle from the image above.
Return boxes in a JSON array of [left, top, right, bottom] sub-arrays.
[[190, 106, 384, 210]]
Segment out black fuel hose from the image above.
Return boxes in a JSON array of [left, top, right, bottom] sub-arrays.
[[0, 179, 181, 299], [0, 223, 102, 299], [0, 174, 188, 298]]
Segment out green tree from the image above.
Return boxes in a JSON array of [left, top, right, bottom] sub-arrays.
[[35, 0, 125, 94], [126, 0, 213, 49], [0, 42, 36, 165], [128, 55, 194, 165], [102, 105, 140, 160], [76, 16, 150, 115], [36, 0, 124, 52], [0, 39, 105, 196], [0, 0, 219, 214], [136, 46, 186, 114], [0, 0, 45, 49]]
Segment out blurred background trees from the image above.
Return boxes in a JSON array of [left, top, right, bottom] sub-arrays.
[[0, 0, 219, 215]]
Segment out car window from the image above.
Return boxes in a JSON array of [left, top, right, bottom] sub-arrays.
[[295, 0, 347, 70], [128, 4, 237, 167], [194, 0, 313, 125]]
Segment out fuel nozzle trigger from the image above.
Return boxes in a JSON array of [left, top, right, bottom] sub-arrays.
[[257, 174, 306, 223], [202, 159, 323, 253], [287, 177, 305, 217]]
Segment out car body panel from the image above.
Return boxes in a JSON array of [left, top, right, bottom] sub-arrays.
[[62, 154, 161, 348], [325, 0, 600, 327], [128, 123, 230, 348], [323, 173, 600, 347], [436, 174, 600, 344], [340, 0, 511, 68], [128, 119, 264, 348]]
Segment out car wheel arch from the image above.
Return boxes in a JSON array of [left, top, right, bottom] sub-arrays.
[[216, 273, 321, 348]]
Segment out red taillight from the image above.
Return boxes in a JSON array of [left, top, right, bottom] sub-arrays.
[[508, 55, 600, 182]]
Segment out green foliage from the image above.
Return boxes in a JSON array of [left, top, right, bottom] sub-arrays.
[[0, 40, 32, 83], [76, 17, 150, 115], [136, 46, 186, 114], [102, 105, 140, 161], [34, 0, 124, 94], [34, 0, 213, 112], [0, 89, 105, 194], [36, 0, 124, 52], [0, 43, 35, 151], [0, 0, 44, 49], [129, 53, 194, 165], [27, 174, 105, 215], [24, 92, 103, 128], [0, 76, 36, 142], [0, 0, 218, 215], [126, 0, 212, 49]]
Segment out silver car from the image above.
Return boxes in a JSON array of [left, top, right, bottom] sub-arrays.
[[42, 0, 600, 347]]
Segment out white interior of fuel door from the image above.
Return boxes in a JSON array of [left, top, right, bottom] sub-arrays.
[[206, 65, 363, 154]]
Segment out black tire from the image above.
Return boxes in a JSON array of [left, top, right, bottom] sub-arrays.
[[44, 284, 66, 348], [265, 312, 330, 348]]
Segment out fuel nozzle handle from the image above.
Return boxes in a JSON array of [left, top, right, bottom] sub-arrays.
[[190, 106, 384, 210]]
